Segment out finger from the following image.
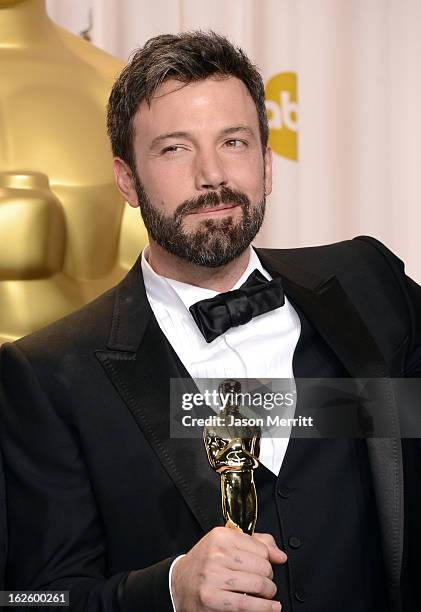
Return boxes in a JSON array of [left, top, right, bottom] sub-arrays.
[[200, 589, 281, 612], [219, 569, 277, 600], [252, 533, 278, 548], [224, 549, 274, 580], [253, 533, 288, 564], [208, 526, 271, 562], [209, 527, 282, 565], [225, 529, 273, 561]]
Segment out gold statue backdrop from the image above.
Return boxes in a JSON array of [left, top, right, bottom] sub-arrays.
[[0, 0, 147, 344]]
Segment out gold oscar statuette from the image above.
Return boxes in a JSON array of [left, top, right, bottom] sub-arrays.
[[0, 0, 147, 345], [204, 380, 261, 535]]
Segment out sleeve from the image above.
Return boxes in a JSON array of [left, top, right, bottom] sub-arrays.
[[0, 342, 174, 612], [0, 447, 6, 590]]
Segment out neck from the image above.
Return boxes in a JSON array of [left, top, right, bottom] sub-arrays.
[[0, 0, 56, 48], [147, 241, 251, 292]]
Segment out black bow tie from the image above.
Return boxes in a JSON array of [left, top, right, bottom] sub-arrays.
[[189, 269, 285, 343]]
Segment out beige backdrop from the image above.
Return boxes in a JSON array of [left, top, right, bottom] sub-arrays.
[[47, 0, 421, 281]]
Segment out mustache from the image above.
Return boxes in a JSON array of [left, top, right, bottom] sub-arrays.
[[174, 186, 250, 219]]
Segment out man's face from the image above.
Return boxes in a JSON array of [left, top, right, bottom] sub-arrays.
[[118, 76, 272, 267]]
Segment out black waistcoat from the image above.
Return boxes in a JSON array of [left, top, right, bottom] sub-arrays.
[[253, 303, 388, 612]]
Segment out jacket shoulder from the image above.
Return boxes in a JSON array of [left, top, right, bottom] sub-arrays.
[[260, 236, 419, 373], [260, 235, 404, 279], [9, 284, 118, 362]]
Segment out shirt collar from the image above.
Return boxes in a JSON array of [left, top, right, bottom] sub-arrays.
[[141, 246, 271, 312]]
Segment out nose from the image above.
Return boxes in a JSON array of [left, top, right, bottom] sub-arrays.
[[194, 149, 228, 191]]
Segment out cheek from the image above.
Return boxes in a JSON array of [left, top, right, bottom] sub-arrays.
[[226, 147, 264, 179], [231, 162, 265, 197], [141, 164, 193, 211]]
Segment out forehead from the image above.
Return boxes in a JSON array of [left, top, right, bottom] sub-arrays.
[[133, 76, 260, 142]]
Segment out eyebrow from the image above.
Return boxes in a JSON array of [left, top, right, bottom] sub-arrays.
[[222, 126, 255, 138], [149, 125, 255, 149]]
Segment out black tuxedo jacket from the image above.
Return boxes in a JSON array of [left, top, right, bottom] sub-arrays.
[[0, 236, 420, 612]]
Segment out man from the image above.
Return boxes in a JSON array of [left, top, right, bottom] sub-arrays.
[[0, 31, 420, 612]]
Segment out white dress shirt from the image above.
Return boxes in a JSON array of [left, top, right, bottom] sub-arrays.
[[141, 246, 301, 609], [142, 246, 301, 474]]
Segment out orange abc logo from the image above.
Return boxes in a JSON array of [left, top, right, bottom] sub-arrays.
[[265, 72, 298, 161]]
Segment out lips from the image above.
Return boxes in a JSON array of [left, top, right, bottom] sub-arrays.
[[189, 203, 239, 215]]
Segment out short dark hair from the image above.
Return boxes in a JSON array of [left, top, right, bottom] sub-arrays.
[[107, 31, 268, 172]]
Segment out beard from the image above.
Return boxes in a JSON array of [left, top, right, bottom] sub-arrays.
[[132, 172, 266, 268]]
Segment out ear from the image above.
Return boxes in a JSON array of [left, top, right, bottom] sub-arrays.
[[263, 146, 273, 196], [113, 158, 140, 208]]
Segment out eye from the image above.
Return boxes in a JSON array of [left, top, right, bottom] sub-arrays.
[[224, 139, 247, 149], [161, 145, 187, 154]]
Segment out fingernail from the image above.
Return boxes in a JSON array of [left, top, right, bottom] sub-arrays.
[[272, 603, 281, 611]]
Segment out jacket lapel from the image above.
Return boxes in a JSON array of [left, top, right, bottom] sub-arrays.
[[257, 248, 404, 598], [95, 258, 221, 534]]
